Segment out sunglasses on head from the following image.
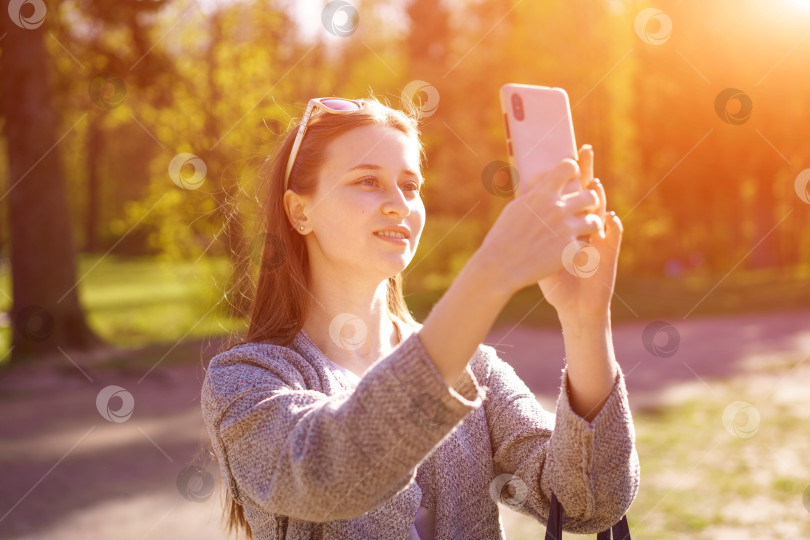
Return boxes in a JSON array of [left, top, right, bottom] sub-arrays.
[[284, 97, 365, 190]]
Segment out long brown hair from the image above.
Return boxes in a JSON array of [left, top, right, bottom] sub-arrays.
[[210, 94, 426, 539]]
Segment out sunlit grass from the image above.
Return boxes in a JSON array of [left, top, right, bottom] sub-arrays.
[[0, 254, 245, 363], [500, 355, 810, 538]]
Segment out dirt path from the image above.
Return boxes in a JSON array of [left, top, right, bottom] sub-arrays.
[[1, 308, 808, 539]]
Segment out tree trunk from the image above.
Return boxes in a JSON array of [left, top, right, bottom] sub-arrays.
[[0, 14, 104, 363], [84, 111, 102, 252]]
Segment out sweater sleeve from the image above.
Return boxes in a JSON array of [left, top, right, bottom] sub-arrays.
[[200, 331, 488, 523], [483, 345, 640, 534]]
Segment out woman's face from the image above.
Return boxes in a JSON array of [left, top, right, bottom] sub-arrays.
[[302, 124, 426, 282]]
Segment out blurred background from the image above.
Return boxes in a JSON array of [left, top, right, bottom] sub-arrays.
[[1, 0, 809, 538]]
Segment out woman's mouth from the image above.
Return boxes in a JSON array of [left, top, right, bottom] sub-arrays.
[[374, 231, 408, 245]]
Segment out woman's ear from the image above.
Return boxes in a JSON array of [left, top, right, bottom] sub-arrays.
[[283, 189, 308, 230]]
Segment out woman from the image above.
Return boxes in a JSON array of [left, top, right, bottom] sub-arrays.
[[201, 95, 639, 539]]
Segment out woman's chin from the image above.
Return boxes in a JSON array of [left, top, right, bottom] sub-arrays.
[[376, 256, 412, 278]]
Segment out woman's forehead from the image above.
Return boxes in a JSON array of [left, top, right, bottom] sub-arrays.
[[325, 125, 421, 174]]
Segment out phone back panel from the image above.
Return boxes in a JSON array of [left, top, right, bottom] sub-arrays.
[[499, 84, 579, 197]]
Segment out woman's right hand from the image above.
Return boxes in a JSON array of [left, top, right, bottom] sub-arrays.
[[474, 158, 603, 297]]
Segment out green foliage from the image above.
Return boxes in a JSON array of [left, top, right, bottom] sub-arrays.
[[9, 0, 810, 350], [45, 1, 810, 273]]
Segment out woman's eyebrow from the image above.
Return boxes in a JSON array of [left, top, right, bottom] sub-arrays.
[[345, 163, 422, 179]]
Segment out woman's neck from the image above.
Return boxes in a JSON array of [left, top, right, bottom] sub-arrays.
[[302, 310, 402, 375]]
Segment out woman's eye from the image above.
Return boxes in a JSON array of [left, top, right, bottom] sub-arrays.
[[358, 176, 421, 195], [358, 176, 377, 186]]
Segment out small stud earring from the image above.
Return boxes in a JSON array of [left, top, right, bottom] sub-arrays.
[[299, 225, 304, 231]]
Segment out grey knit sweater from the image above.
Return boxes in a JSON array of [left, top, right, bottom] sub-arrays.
[[200, 319, 640, 539]]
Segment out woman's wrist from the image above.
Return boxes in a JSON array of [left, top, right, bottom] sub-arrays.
[[557, 309, 611, 331], [559, 314, 618, 422], [466, 250, 517, 305]]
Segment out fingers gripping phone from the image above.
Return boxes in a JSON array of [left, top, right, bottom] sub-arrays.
[[499, 83, 588, 242]]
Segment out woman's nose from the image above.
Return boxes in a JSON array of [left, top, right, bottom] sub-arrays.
[[382, 186, 410, 215]]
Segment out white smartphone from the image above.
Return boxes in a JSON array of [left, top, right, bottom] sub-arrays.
[[499, 83, 580, 198]]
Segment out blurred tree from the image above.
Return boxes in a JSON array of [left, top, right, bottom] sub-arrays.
[[100, 0, 314, 317], [200, 9, 252, 317], [55, 0, 179, 252], [405, 0, 450, 74], [0, 12, 103, 362]]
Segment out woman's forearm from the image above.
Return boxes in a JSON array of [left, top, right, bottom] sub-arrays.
[[558, 312, 619, 423]]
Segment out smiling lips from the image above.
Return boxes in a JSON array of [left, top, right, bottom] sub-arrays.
[[374, 230, 408, 244], [373, 224, 410, 240], [375, 230, 407, 239]]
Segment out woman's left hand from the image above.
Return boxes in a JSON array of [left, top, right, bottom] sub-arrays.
[[537, 144, 624, 320]]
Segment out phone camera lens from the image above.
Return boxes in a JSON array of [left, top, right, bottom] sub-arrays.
[[511, 93, 524, 121]]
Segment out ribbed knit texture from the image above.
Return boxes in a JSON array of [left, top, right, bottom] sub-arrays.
[[200, 320, 640, 539]]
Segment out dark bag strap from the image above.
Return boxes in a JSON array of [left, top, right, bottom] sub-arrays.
[[544, 491, 631, 540]]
